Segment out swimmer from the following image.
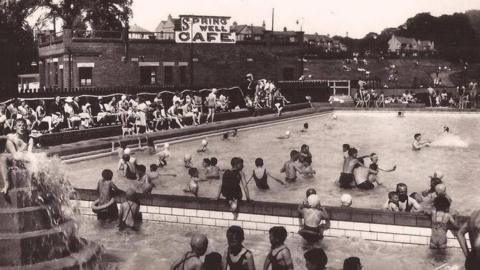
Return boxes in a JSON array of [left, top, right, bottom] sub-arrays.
[[443, 126, 450, 133], [297, 194, 330, 243], [156, 143, 171, 167], [222, 132, 229, 140], [301, 157, 316, 177], [340, 193, 352, 207], [332, 113, 337, 120], [184, 154, 193, 169], [247, 158, 285, 189], [277, 130, 291, 140], [300, 122, 309, 133], [183, 168, 205, 197], [397, 111, 404, 117], [412, 133, 431, 150], [280, 150, 303, 183], [197, 139, 208, 153], [365, 153, 396, 187], [458, 209, 480, 269], [231, 129, 238, 137], [206, 157, 221, 180], [385, 191, 400, 212], [339, 148, 365, 189], [171, 233, 209, 270]]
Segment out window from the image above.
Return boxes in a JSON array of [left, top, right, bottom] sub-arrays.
[[282, 67, 295, 80], [179, 66, 187, 85], [79, 67, 93, 86], [140, 67, 157, 85], [164, 66, 173, 84], [53, 62, 58, 86], [289, 36, 296, 43], [254, 35, 262, 41]]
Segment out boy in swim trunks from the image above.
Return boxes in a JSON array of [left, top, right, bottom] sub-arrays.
[[136, 165, 153, 194], [118, 188, 142, 231], [171, 234, 209, 270], [298, 194, 330, 243], [263, 226, 294, 270], [385, 191, 400, 212], [184, 168, 202, 197], [340, 148, 363, 188], [207, 157, 221, 179], [412, 133, 431, 150], [280, 150, 303, 183]]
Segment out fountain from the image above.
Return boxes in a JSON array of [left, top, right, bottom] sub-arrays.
[[0, 154, 103, 269]]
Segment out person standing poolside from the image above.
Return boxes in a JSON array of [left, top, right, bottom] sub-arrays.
[[298, 194, 330, 243], [412, 133, 431, 150], [171, 233, 209, 270], [458, 209, 480, 270], [206, 88, 217, 123]]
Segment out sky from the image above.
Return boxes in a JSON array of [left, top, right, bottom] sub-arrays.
[[130, 0, 480, 38]]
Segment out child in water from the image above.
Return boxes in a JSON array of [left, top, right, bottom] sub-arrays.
[[223, 226, 255, 270], [364, 153, 396, 188], [280, 150, 303, 183], [301, 157, 316, 177], [184, 154, 193, 169], [217, 157, 250, 219], [197, 139, 208, 153], [412, 133, 431, 150], [300, 122, 309, 133], [184, 167, 203, 197], [385, 191, 400, 212], [118, 188, 142, 231], [206, 157, 221, 179], [156, 143, 170, 167], [430, 196, 457, 249], [247, 158, 285, 190], [263, 226, 294, 270], [94, 169, 120, 221], [340, 193, 353, 207]]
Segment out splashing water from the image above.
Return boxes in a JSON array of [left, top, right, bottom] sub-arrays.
[[430, 133, 469, 148]]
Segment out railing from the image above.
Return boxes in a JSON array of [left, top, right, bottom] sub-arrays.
[[38, 31, 64, 47], [73, 30, 122, 39]]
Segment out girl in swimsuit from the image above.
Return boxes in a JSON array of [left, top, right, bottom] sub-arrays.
[[263, 226, 293, 270], [223, 226, 255, 270], [430, 196, 457, 249], [247, 158, 285, 190]]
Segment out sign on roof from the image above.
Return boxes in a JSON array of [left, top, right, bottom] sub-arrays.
[[175, 15, 236, 44]]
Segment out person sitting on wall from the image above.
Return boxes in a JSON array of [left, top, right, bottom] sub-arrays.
[[298, 194, 330, 243]]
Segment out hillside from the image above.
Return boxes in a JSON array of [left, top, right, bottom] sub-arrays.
[[304, 58, 476, 88]]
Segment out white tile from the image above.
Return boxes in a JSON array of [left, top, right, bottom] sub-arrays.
[[243, 222, 257, 230], [139, 205, 148, 213], [249, 214, 265, 222], [256, 223, 271, 231], [403, 226, 422, 236], [393, 234, 411, 243], [418, 228, 432, 236], [190, 217, 203, 225], [377, 233, 394, 242], [285, 225, 298, 233], [228, 220, 243, 227], [223, 212, 234, 220], [152, 214, 165, 221], [386, 225, 404, 234], [143, 213, 153, 220], [165, 215, 178, 223], [329, 220, 339, 229], [216, 219, 229, 227], [361, 231, 377, 240], [292, 218, 301, 226], [159, 207, 172, 215], [202, 218, 216, 226], [209, 211, 223, 219], [237, 213, 253, 221], [370, 224, 387, 233], [147, 206, 160, 214], [329, 229, 346, 237], [446, 231, 455, 239], [172, 208, 184, 216], [353, 222, 370, 231], [278, 217, 294, 225], [345, 230, 361, 238], [178, 216, 190, 224], [338, 221, 354, 230], [410, 236, 428, 245], [447, 239, 460, 248], [265, 215, 279, 224], [197, 210, 210, 218], [184, 209, 197, 217]]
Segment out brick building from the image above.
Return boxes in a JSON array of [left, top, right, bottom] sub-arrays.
[[38, 25, 305, 90]]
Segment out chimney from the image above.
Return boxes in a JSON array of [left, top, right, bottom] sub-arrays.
[[262, 20, 266, 28], [283, 27, 287, 32]]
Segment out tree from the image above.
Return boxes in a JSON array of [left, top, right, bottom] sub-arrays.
[[0, 0, 40, 99], [40, 0, 87, 29]]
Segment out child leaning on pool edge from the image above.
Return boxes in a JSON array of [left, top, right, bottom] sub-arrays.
[[217, 157, 250, 220]]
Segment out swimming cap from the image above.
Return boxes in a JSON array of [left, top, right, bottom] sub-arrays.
[[307, 194, 321, 208], [202, 139, 208, 146], [435, 183, 447, 195], [285, 131, 290, 136], [124, 148, 131, 155], [341, 194, 352, 205], [332, 113, 337, 119], [164, 142, 170, 148], [184, 154, 192, 161]]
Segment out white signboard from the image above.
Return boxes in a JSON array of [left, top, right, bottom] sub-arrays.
[[175, 15, 236, 44]]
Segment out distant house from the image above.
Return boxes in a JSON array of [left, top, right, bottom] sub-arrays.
[[154, 14, 177, 40], [388, 35, 435, 55], [304, 33, 348, 53], [128, 24, 152, 39], [230, 23, 266, 41]]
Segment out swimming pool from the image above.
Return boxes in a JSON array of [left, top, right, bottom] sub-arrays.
[[65, 111, 480, 215], [78, 216, 464, 270]]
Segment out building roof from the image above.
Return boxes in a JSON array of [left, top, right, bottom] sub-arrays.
[[154, 14, 176, 32], [272, 30, 297, 36], [392, 35, 417, 45], [130, 24, 150, 33], [230, 24, 265, 35]]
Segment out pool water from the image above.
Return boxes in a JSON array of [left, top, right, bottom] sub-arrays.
[[78, 217, 465, 270], [66, 111, 480, 215]]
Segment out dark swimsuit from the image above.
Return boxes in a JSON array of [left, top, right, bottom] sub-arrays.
[[339, 173, 354, 188], [267, 247, 289, 270], [221, 170, 243, 201], [226, 248, 251, 270], [125, 163, 137, 180], [253, 169, 269, 190], [172, 252, 198, 270], [298, 225, 324, 242]]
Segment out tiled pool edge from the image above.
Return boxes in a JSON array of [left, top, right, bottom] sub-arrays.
[[73, 189, 468, 248]]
